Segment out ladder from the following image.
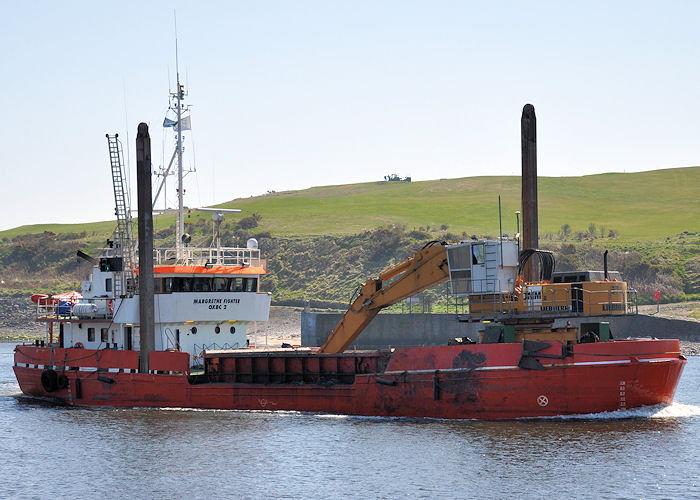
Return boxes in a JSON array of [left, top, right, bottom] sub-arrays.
[[484, 242, 500, 290], [106, 134, 135, 297]]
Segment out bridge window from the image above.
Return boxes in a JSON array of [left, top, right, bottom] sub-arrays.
[[244, 278, 258, 292], [101, 328, 108, 343], [213, 278, 228, 292], [193, 278, 211, 292], [170, 278, 193, 292], [154, 276, 259, 293], [472, 244, 485, 265], [87, 328, 95, 342]]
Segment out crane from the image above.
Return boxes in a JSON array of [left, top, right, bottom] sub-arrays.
[[319, 241, 450, 353], [318, 239, 630, 354]]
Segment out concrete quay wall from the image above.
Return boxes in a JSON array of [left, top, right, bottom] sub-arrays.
[[301, 312, 700, 348]]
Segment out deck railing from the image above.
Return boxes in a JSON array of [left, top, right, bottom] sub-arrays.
[[452, 286, 638, 320], [154, 246, 262, 267], [35, 297, 113, 319]]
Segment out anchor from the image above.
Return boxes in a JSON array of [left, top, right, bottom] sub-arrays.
[[518, 340, 574, 370]]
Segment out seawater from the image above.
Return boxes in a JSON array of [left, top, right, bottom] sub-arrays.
[[1, 342, 698, 499]]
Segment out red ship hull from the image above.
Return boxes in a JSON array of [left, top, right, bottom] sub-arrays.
[[13, 339, 685, 419]]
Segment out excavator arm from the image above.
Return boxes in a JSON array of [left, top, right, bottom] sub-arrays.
[[318, 242, 450, 353]]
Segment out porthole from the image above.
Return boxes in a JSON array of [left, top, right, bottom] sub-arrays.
[[230, 326, 236, 334], [215, 326, 220, 334], [191, 327, 197, 334]]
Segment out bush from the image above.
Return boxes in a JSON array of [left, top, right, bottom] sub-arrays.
[[559, 223, 571, 238], [237, 216, 259, 230]]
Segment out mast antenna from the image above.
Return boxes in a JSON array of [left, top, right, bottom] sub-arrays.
[[174, 9, 179, 82], [174, 9, 185, 258]]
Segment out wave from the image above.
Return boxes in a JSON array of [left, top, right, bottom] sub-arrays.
[[550, 402, 700, 420], [0, 382, 21, 397]]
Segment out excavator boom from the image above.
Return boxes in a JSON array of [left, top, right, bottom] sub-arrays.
[[318, 242, 450, 353]]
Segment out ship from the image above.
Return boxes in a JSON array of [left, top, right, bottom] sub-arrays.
[[13, 99, 686, 419]]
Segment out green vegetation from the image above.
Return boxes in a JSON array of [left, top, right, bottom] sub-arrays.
[[0, 167, 698, 306], [216, 167, 699, 241]]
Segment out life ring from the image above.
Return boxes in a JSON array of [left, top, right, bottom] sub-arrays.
[[580, 332, 600, 344], [108, 299, 114, 314], [41, 369, 58, 392], [74, 342, 84, 349]]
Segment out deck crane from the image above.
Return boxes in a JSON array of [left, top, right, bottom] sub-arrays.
[[319, 241, 450, 353], [320, 239, 630, 354]]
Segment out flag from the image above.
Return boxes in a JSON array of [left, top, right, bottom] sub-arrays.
[[163, 115, 191, 130], [180, 115, 192, 131]]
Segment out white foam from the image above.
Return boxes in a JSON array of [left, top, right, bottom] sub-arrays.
[[157, 407, 303, 417], [550, 402, 700, 420], [0, 382, 21, 397]]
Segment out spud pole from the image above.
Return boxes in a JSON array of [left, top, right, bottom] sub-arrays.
[[136, 123, 155, 373]]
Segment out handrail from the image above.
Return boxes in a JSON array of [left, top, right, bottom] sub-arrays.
[[153, 246, 261, 267], [192, 342, 241, 365], [36, 296, 113, 319]]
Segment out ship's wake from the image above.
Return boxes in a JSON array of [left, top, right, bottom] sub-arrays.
[[0, 382, 21, 397], [552, 402, 700, 420]]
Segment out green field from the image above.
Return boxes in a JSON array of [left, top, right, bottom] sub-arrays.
[[3, 167, 696, 242], [215, 167, 699, 241]]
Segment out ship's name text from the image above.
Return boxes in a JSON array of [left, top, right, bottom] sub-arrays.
[[192, 298, 240, 305]]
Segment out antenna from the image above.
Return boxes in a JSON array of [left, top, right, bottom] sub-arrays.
[[151, 10, 195, 261], [194, 208, 242, 259], [173, 9, 185, 257], [174, 10, 179, 81], [122, 79, 131, 205]]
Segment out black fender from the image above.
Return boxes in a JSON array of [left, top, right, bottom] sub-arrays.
[[41, 369, 58, 392]]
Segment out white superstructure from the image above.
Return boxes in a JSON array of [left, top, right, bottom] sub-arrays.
[[34, 70, 271, 368]]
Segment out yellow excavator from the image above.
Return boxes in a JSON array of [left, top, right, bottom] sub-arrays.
[[319, 240, 630, 354], [319, 242, 450, 353]]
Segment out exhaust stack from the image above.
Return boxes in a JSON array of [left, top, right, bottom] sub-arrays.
[[604, 250, 609, 280]]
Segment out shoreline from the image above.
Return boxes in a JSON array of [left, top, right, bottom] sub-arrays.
[[2, 298, 698, 355]]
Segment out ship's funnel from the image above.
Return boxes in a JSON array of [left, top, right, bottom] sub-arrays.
[[521, 104, 538, 281], [136, 123, 155, 373]]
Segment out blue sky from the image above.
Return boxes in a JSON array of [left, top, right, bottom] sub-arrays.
[[2, 1, 699, 231]]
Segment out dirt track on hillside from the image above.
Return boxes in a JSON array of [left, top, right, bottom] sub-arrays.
[[638, 301, 700, 322]]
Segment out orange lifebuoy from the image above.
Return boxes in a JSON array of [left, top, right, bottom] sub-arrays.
[[108, 299, 114, 314], [74, 342, 84, 349]]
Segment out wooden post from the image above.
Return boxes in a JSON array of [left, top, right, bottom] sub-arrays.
[[136, 123, 155, 373], [521, 104, 538, 281]]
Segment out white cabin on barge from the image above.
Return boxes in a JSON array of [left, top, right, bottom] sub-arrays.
[[35, 243, 271, 368]]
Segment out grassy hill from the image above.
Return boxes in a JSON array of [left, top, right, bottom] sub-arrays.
[[212, 167, 699, 241], [3, 167, 698, 241], [1, 167, 698, 305]]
